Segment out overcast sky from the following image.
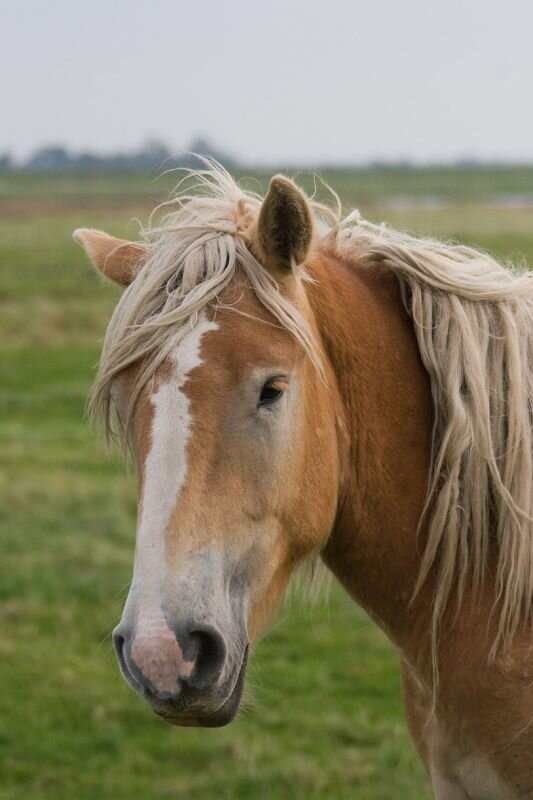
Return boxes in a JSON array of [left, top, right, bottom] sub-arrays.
[[3, 0, 533, 165]]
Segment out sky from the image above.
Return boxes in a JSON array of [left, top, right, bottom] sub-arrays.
[[2, 0, 533, 165]]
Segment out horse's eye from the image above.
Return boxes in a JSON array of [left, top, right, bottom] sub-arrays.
[[259, 378, 287, 407]]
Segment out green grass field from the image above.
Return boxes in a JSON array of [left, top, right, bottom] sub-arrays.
[[2, 167, 533, 799]]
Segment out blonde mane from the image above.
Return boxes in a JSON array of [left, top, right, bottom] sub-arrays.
[[89, 164, 322, 439], [323, 211, 533, 660], [91, 163, 533, 662]]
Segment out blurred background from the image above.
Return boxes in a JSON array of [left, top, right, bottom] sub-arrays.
[[2, 1, 533, 798]]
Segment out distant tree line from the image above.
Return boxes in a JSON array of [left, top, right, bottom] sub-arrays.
[[0, 137, 237, 172], [0, 143, 511, 174]]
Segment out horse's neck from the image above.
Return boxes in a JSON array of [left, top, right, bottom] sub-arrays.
[[307, 250, 434, 647]]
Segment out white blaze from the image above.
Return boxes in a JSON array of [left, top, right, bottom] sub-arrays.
[[124, 313, 218, 631]]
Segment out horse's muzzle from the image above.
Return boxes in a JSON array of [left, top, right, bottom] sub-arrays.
[[112, 620, 248, 726], [153, 646, 248, 727]]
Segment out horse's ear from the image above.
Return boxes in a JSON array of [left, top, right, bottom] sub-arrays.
[[255, 176, 313, 276], [73, 228, 148, 286]]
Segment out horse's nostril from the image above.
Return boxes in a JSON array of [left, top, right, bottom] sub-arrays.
[[113, 630, 128, 673], [113, 630, 125, 657], [112, 627, 149, 694], [187, 624, 227, 689]]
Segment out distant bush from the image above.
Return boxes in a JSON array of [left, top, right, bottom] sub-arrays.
[[0, 152, 13, 171], [8, 137, 237, 173]]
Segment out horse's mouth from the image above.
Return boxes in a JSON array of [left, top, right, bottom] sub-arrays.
[[152, 645, 249, 728]]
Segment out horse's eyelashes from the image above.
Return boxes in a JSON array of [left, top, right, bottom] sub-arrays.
[[259, 385, 282, 405], [258, 378, 287, 407]]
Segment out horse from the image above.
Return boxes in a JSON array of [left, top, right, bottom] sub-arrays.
[[74, 164, 533, 799]]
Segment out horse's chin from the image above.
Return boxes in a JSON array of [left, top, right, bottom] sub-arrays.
[[153, 646, 248, 729]]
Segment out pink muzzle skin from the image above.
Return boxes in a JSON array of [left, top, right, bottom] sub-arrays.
[[130, 627, 195, 696]]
